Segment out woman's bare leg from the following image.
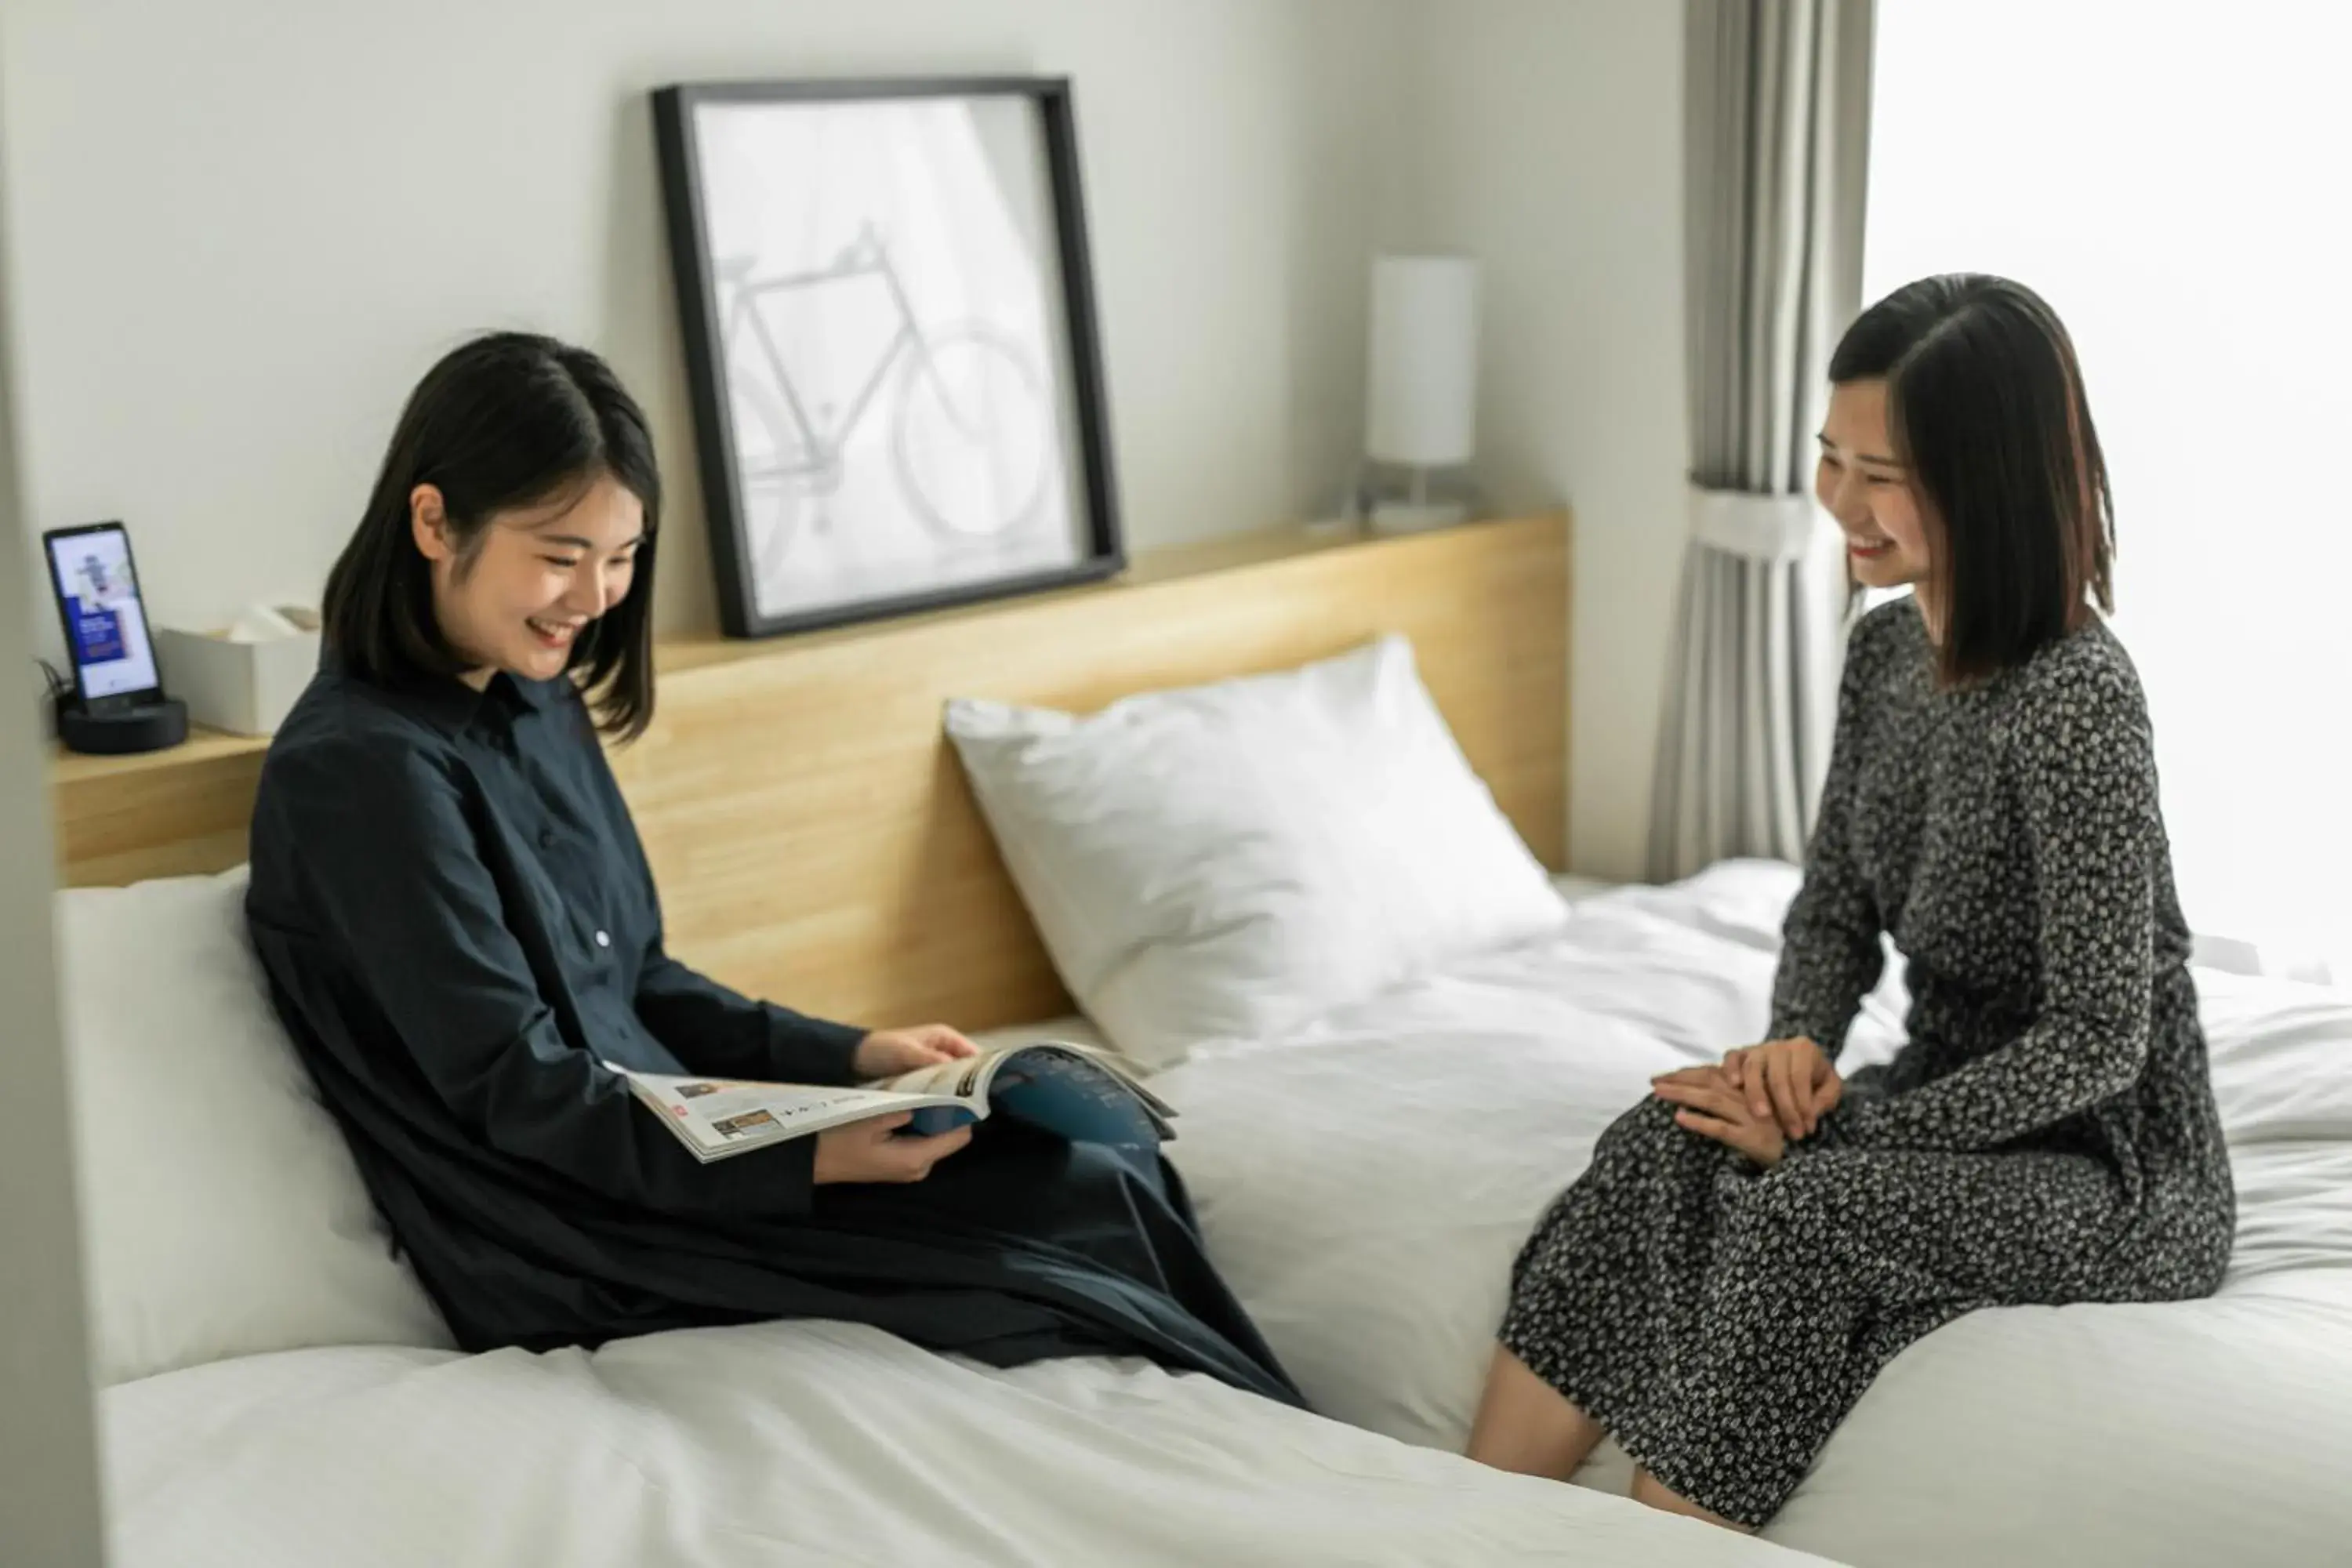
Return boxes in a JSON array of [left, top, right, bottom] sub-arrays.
[[1630, 1466, 1755, 1534], [1465, 1344, 1608, 1480]]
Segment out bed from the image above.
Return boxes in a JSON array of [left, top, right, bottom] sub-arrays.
[[55, 509, 2350, 1566], [101, 1315, 1812, 1567], [82, 862, 2352, 1567], [57, 514, 1825, 1567], [1147, 862, 2352, 1567]]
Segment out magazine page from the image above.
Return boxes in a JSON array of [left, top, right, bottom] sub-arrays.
[[875, 1040, 1172, 1118], [869, 1042, 1177, 1147], [986, 1049, 1172, 1149], [1055, 1043, 1176, 1119], [876, 1051, 1000, 1101], [1006, 1040, 1177, 1120], [608, 1065, 938, 1161]]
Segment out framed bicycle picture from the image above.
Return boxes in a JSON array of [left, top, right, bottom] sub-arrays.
[[652, 76, 1125, 639]]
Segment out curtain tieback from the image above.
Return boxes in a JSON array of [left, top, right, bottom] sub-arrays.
[[1687, 485, 1820, 563]]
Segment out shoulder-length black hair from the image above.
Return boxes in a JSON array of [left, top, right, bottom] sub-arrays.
[[1828, 274, 2114, 686], [322, 331, 662, 740]]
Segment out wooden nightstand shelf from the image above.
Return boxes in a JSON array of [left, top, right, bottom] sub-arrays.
[[49, 727, 274, 887]]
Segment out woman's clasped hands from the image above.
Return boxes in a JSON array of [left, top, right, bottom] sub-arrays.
[[1650, 1036, 1842, 1168]]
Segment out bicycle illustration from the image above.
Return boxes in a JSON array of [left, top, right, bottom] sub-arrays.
[[715, 222, 1054, 593]]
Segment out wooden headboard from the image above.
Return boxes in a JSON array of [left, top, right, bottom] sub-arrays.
[[50, 512, 1570, 1032]]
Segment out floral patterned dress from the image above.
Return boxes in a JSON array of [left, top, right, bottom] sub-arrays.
[[1499, 598, 2235, 1526]]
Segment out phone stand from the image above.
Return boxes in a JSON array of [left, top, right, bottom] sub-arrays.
[[54, 692, 190, 757]]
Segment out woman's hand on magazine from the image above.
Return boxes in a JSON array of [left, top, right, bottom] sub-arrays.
[[853, 1022, 981, 1080], [1722, 1035, 1839, 1140], [812, 1113, 972, 1185]]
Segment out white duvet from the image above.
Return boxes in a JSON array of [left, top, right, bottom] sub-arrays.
[[100, 862, 2352, 1567], [98, 873, 1839, 1568], [1153, 861, 2352, 1568], [103, 1319, 1821, 1568]]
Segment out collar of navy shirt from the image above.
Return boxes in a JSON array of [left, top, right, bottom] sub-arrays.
[[412, 668, 564, 738], [323, 648, 568, 739]]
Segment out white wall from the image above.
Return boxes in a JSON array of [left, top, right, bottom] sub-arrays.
[[1409, 0, 1688, 880], [0, 10, 1686, 1548], [0, 0, 1414, 645], [2, 0, 1692, 880], [0, 42, 110, 1557]]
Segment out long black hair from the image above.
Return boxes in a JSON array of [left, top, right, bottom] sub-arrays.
[[1828, 274, 2114, 686], [322, 331, 662, 740]]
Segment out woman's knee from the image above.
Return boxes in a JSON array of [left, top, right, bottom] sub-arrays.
[[1597, 1092, 1681, 1152], [1588, 1093, 1726, 1187], [1744, 1151, 1864, 1241]]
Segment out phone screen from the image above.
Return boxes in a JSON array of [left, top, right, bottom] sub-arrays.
[[47, 525, 162, 703]]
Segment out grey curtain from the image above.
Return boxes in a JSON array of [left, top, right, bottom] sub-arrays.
[[1648, 0, 1875, 881]]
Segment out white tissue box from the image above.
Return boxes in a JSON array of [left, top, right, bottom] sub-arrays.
[[156, 606, 322, 735]]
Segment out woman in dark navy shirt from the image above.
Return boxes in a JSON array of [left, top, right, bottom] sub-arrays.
[[245, 332, 1298, 1405]]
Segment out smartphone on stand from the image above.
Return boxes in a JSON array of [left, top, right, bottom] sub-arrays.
[[42, 521, 165, 714]]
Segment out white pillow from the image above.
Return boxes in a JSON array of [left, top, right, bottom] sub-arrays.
[[57, 867, 452, 1385], [946, 634, 1568, 1068]]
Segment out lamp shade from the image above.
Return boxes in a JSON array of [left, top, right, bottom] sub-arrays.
[[1364, 253, 1479, 466]]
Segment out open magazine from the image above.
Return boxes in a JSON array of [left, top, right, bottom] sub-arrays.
[[604, 1040, 1177, 1165]]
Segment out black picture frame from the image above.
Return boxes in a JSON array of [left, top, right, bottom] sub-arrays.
[[652, 76, 1124, 640]]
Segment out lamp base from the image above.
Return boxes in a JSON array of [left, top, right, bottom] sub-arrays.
[[1367, 499, 1468, 536]]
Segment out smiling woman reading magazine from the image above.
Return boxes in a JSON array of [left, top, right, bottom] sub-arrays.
[[241, 331, 1298, 1406], [1466, 275, 2234, 1530]]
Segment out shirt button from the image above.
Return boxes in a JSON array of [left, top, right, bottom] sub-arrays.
[[594, 930, 611, 949], [539, 829, 558, 849]]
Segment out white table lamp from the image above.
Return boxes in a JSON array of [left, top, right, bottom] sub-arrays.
[[1363, 252, 1479, 533]]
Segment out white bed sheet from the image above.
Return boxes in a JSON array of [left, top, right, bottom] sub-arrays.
[[964, 871, 1613, 1064], [102, 1317, 1828, 1568], [1152, 858, 2352, 1568], [100, 880, 1853, 1568]]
